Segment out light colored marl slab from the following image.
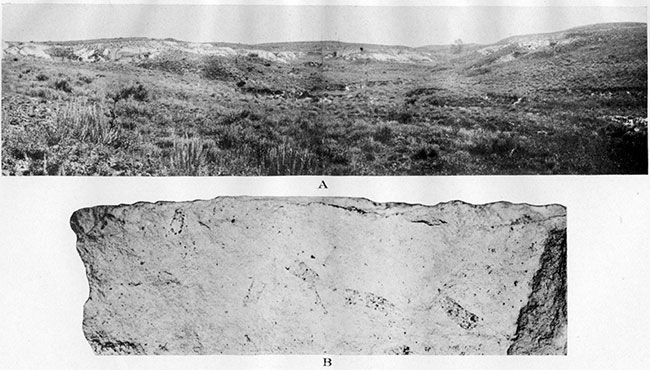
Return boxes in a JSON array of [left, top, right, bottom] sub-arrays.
[[71, 197, 567, 355]]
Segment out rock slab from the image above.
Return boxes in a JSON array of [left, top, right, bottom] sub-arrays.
[[71, 197, 567, 355]]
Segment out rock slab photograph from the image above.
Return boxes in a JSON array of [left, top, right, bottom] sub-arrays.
[[71, 197, 567, 355]]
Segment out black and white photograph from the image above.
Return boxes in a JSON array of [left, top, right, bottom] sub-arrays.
[[1, 1, 649, 370], [72, 196, 566, 355], [1, 173, 648, 369], [1, 3, 647, 175]]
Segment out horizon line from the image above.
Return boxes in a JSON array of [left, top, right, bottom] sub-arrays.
[[4, 21, 646, 49]]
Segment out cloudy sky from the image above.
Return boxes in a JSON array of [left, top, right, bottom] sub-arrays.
[[2, 3, 647, 46]]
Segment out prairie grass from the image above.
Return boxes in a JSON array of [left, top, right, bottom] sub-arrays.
[[257, 139, 319, 175], [55, 101, 121, 146], [168, 136, 215, 176], [1, 27, 646, 175]]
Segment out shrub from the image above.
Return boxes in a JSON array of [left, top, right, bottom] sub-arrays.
[[387, 110, 414, 124], [78, 75, 94, 84], [53, 79, 72, 93], [114, 100, 154, 120], [470, 131, 519, 156], [602, 117, 648, 173], [36, 73, 49, 81], [27, 87, 61, 101], [48, 47, 80, 61], [108, 82, 149, 103], [202, 57, 236, 81], [373, 124, 394, 144], [217, 109, 262, 126], [412, 144, 440, 161]]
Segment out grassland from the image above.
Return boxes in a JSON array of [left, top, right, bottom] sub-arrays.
[[1, 23, 647, 175]]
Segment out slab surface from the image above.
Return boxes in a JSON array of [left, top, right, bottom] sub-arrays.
[[71, 197, 567, 355]]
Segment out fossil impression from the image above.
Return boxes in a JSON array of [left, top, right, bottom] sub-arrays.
[[71, 197, 567, 355]]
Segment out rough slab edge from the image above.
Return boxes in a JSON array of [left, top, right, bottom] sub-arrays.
[[70, 196, 566, 224], [70, 196, 567, 356]]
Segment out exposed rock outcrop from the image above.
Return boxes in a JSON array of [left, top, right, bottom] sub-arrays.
[[2, 39, 302, 64], [71, 197, 567, 355], [2, 42, 52, 59]]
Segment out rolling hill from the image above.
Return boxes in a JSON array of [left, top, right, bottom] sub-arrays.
[[1, 22, 647, 175]]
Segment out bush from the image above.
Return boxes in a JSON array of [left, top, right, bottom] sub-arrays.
[[48, 47, 80, 61], [78, 75, 94, 84], [202, 57, 236, 81], [108, 82, 149, 103], [53, 79, 72, 93], [27, 87, 61, 101], [35, 73, 49, 81], [471, 131, 519, 156], [373, 124, 394, 144], [412, 144, 440, 161], [387, 110, 415, 124], [603, 117, 648, 173]]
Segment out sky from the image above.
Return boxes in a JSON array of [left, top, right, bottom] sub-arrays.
[[2, 3, 647, 46]]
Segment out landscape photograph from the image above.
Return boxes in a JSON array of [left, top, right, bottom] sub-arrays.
[[1, 4, 647, 175]]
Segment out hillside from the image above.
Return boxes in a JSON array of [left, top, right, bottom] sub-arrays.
[[2, 22, 647, 175], [3, 38, 439, 65]]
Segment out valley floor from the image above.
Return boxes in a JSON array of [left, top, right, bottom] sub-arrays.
[[1, 48, 647, 175]]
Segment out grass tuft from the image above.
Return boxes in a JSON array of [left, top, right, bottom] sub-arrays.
[[55, 102, 121, 146]]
